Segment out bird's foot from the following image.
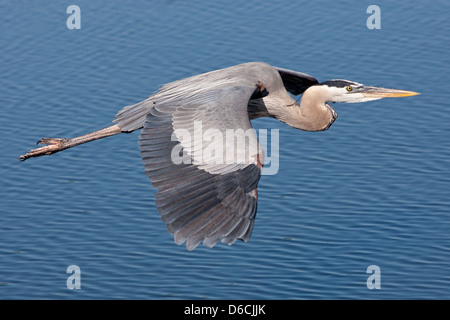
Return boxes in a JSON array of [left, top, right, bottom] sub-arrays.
[[18, 124, 123, 161], [18, 137, 69, 161], [36, 137, 68, 146]]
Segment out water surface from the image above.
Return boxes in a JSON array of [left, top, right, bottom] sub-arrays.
[[1, 0, 449, 299]]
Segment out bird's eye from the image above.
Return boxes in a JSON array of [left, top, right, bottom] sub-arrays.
[[346, 86, 353, 92]]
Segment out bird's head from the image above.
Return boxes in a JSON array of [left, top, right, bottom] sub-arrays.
[[293, 79, 420, 131], [315, 79, 420, 104]]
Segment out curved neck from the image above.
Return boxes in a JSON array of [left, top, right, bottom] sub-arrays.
[[248, 87, 337, 131], [270, 86, 337, 131], [299, 86, 337, 131]]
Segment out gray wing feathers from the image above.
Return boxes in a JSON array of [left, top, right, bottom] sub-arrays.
[[172, 87, 262, 175], [111, 62, 321, 250], [114, 99, 156, 133], [114, 62, 279, 133], [138, 86, 261, 250]]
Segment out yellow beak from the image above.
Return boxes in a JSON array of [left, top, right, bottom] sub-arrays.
[[361, 86, 420, 98]]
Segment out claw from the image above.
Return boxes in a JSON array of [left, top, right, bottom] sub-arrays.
[[19, 124, 122, 161], [19, 137, 69, 161], [37, 138, 68, 146]]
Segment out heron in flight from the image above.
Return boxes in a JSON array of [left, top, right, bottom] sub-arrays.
[[19, 62, 419, 250]]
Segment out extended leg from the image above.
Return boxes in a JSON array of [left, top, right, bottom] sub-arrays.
[[19, 124, 123, 161]]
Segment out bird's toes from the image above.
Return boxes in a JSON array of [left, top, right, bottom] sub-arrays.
[[37, 138, 68, 146]]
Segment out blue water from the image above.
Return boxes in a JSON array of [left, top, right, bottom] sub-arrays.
[[1, 0, 449, 299]]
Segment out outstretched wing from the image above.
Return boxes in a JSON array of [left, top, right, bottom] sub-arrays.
[[139, 85, 264, 250], [276, 67, 319, 95]]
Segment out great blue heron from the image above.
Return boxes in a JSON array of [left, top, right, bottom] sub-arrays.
[[19, 62, 419, 250]]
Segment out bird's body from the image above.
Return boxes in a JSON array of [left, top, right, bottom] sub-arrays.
[[115, 62, 301, 132], [19, 62, 419, 250]]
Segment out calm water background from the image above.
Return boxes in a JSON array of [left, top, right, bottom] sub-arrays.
[[1, 0, 449, 299]]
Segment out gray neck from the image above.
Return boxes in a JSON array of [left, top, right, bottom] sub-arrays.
[[253, 86, 337, 131]]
